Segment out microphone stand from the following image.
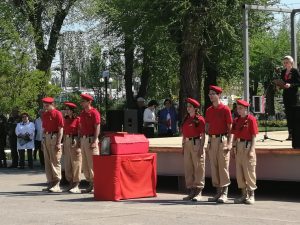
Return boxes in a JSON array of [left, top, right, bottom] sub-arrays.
[[259, 81, 283, 142]]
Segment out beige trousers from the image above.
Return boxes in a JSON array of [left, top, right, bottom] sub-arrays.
[[235, 141, 257, 191], [43, 134, 62, 183], [183, 139, 205, 189], [63, 136, 82, 183], [207, 136, 230, 188], [80, 136, 99, 183]]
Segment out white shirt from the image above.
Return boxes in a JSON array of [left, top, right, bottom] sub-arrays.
[[15, 121, 35, 150], [143, 108, 156, 127], [34, 117, 43, 141]]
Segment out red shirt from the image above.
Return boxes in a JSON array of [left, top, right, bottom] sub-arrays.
[[80, 107, 101, 136], [232, 114, 258, 140], [182, 114, 205, 138], [42, 109, 64, 132], [205, 103, 232, 135], [64, 117, 80, 135]]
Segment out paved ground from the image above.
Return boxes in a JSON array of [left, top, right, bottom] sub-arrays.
[[149, 131, 294, 149], [1, 168, 300, 225]]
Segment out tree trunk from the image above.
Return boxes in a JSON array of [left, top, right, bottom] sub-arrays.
[[204, 54, 218, 113], [137, 48, 151, 98], [178, 19, 200, 123], [124, 33, 135, 108]]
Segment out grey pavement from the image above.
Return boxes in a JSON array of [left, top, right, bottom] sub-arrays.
[[1, 169, 300, 225]]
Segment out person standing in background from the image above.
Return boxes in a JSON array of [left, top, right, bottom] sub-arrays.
[[8, 108, 21, 168], [15, 113, 35, 169], [0, 113, 8, 168], [143, 100, 159, 138], [280, 55, 300, 140], [158, 99, 177, 137], [34, 110, 44, 169], [136, 97, 146, 134]]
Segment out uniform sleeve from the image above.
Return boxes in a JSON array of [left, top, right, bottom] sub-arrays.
[[231, 118, 238, 135], [225, 107, 233, 124], [198, 116, 206, 134], [205, 108, 210, 124], [249, 116, 258, 135], [93, 110, 101, 125], [56, 111, 64, 128]]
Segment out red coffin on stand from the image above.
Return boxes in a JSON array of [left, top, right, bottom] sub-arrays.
[[107, 132, 149, 155], [94, 153, 157, 201]]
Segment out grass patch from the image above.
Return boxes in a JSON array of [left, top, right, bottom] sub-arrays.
[[258, 126, 288, 132]]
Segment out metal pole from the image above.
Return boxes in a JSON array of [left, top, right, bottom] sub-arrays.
[[105, 77, 108, 113], [291, 9, 300, 68], [243, 5, 250, 102]]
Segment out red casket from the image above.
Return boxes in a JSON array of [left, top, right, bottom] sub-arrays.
[[107, 132, 149, 155], [93, 153, 157, 201]]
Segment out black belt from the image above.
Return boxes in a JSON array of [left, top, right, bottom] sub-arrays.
[[64, 134, 79, 138], [81, 135, 94, 138], [237, 138, 251, 142], [188, 136, 200, 141], [209, 134, 227, 138]]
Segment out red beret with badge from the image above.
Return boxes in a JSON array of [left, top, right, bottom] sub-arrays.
[[80, 93, 94, 101], [64, 102, 77, 109], [186, 98, 200, 108], [42, 97, 54, 104], [237, 99, 250, 107], [209, 85, 222, 94]]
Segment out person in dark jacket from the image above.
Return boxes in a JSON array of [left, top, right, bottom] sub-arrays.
[[7, 108, 21, 168], [0, 113, 8, 168], [280, 56, 300, 140], [158, 99, 178, 137]]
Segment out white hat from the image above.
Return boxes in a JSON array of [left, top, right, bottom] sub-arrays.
[[137, 97, 145, 102]]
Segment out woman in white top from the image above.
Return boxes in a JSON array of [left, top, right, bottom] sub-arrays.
[[143, 100, 158, 138], [15, 113, 35, 169]]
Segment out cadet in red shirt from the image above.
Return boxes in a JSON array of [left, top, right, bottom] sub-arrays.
[[41, 97, 64, 193], [205, 85, 233, 203], [181, 98, 206, 202], [79, 93, 101, 193], [232, 99, 258, 205], [63, 102, 81, 194]]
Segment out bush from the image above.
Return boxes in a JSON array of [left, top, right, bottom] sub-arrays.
[[258, 120, 287, 127]]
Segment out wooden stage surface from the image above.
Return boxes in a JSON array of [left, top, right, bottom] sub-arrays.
[[148, 131, 300, 181], [149, 131, 300, 154]]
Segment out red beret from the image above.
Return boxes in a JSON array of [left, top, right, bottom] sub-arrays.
[[237, 99, 250, 107], [80, 93, 94, 101], [186, 98, 200, 108], [209, 85, 222, 94], [64, 102, 77, 109], [42, 97, 54, 104]]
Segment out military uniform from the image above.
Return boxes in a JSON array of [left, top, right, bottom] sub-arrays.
[[232, 100, 258, 204], [63, 102, 82, 193], [205, 85, 233, 203], [79, 94, 100, 193], [42, 97, 64, 192], [181, 98, 206, 201]]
